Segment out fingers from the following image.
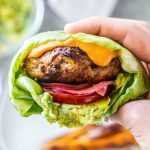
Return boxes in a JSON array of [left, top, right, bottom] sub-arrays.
[[65, 17, 131, 40], [65, 17, 102, 35], [110, 100, 150, 149], [110, 100, 149, 127], [65, 17, 130, 41], [64, 17, 150, 63]]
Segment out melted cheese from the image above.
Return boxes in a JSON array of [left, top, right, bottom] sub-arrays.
[[28, 38, 119, 66]]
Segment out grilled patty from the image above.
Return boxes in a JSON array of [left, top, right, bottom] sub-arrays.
[[25, 46, 121, 83]]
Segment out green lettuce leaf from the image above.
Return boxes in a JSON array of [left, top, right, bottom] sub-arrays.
[[15, 75, 110, 127], [9, 31, 150, 127]]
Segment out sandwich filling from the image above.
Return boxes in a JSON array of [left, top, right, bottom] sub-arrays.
[[9, 31, 149, 127], [25, 46, 121, 104]]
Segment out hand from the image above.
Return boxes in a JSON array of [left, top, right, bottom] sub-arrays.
[[64, 17, 150, 149]]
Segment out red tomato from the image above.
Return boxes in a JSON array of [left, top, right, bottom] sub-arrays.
[[41, 81, 113, 104], [50, 91, 101, 104]]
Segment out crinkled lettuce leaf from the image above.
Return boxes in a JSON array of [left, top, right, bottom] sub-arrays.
[[106, 72, 148, 115], [9, 31, 150, 127], [15, 75, 110, 127]]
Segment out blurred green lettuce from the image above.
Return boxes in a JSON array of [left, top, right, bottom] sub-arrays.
[[9, 31, 150, 127]]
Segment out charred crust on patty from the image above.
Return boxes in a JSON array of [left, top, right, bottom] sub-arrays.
[[25, 46, 121, 83]]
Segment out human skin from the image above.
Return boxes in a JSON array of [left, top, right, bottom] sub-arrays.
[[64, 17, 150, 149]]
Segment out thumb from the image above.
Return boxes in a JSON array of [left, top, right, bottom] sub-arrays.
[[110, 100, 150, 149]]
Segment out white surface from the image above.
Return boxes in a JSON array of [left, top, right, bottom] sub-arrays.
[[0, 83, 74, 150], [48, 0, 118, 22]]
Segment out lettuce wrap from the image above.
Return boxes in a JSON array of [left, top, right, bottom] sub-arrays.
[[9, 31, 150, 127]]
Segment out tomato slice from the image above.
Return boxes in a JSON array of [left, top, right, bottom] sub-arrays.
[[41, 81, 114, 104], [49, 91, 101, 104]]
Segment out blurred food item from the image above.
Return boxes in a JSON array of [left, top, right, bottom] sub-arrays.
[[43, 123, 140, 150], [0, 0, 44, 59], [0, 0, 32, 41]]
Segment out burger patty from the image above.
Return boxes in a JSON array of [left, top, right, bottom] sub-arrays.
[[25, 46, 121, 83]]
